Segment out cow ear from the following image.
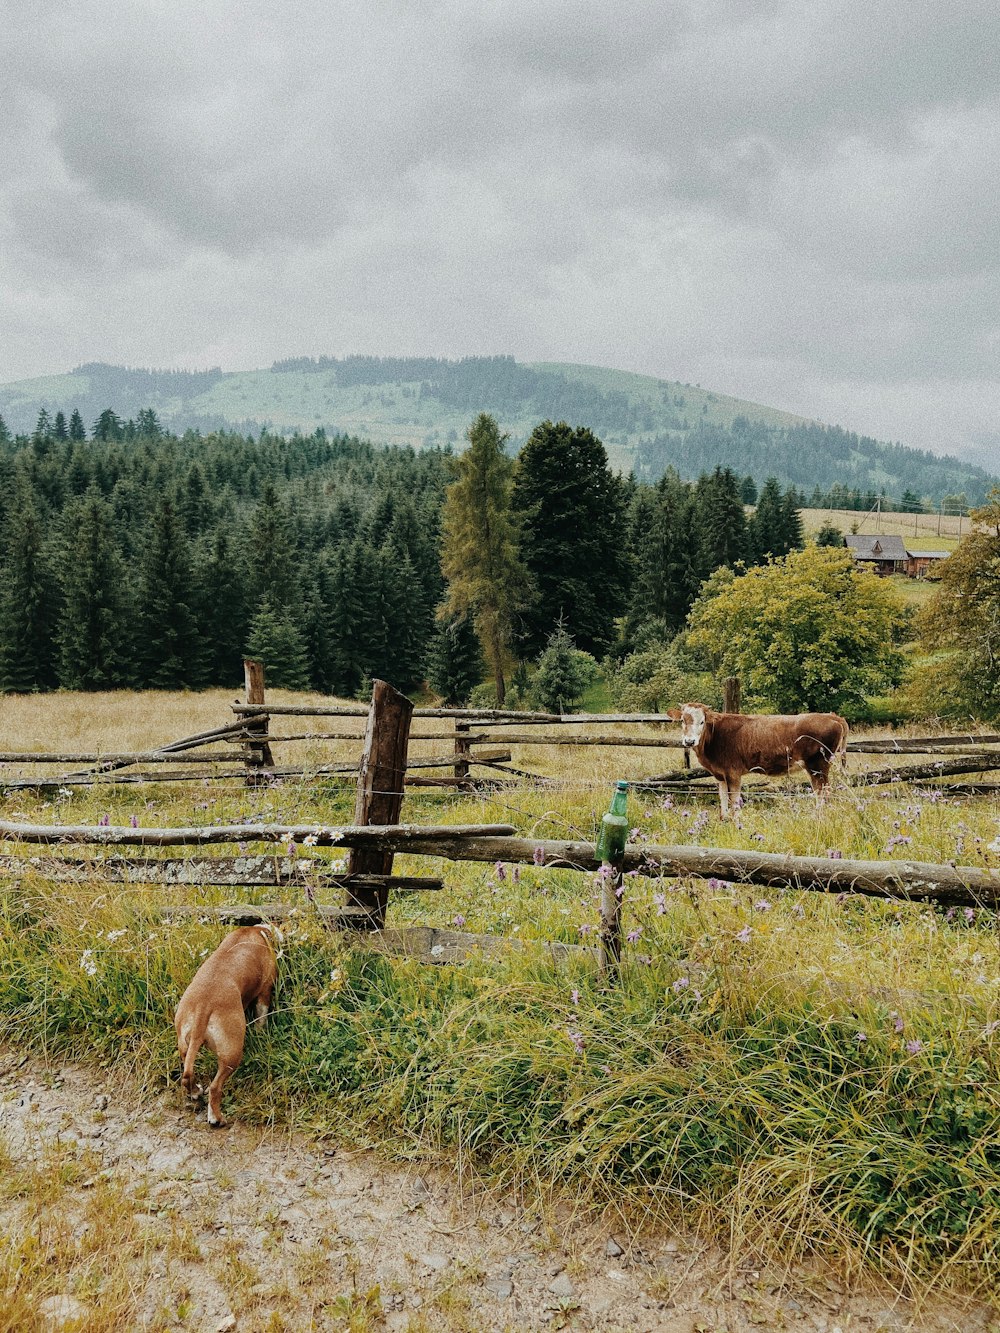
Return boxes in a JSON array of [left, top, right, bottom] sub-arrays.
[[665, 708, 682, 721]]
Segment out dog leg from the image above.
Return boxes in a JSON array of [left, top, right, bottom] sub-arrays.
[[205, 1016, 244, 1128]]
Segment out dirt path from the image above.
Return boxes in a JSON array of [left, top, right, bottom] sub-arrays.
[[0, 1046, 988, 1333]]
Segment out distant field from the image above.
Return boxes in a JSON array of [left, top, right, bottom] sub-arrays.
[[800, 506, 964, 550]]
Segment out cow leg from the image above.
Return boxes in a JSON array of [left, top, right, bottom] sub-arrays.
[[717, 780, 730, 818], [807, 762, 830, 800]]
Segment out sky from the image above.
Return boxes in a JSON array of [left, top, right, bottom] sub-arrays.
[[2, 0, 998, 464]]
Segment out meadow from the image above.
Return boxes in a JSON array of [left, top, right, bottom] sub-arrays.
[[3, 690, 1000, 1318]]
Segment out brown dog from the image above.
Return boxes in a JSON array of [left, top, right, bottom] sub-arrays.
[[174, 924, 278, 1127]]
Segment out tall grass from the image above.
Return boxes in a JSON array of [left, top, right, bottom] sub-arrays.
[[3, 692, 1000, 1296]]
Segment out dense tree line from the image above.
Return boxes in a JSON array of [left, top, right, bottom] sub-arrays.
[[636, 418, 994, 508], [0, 412, 447, 694], [0, 405, 805, 699]]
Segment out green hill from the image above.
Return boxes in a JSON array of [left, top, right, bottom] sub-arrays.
[[1, 355, 994, 505]]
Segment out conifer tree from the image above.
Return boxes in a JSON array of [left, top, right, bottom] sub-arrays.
[[68, 409, 86, 441], [0, 491, 59, 691], [439, 413, 532, 705], [530, 624, 596, 714], [693, 466, 749, 579], [197, 530, 248, 686], [136, 498, 206, 687], [425, 613, 483, 705], [512, 419, 627, 657], [245, 597, 311, 690], [56, 492, 133, 689]]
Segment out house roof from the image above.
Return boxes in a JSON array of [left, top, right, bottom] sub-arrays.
[[905, 548, 949, 560], [844, 533, 908, 561]]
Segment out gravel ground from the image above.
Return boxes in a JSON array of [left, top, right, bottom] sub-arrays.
[[0, 1046, 990, 1333]]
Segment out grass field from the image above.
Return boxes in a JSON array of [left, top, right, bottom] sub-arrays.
[[799, 505, 965, 549], [3, 691, 1000, 1317]]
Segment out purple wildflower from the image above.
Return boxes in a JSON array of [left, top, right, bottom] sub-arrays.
[[571, 989, 579, 1006], [906, 1039, 923, 1055], [494, 862, 507, 880], [533, 846, 545, 866], [98, 813, 110, 827], [129, 814, 139, 828], [965, 907, 976, 924], [855, 1031, 867, 1043], [672, 976, 689, 994], [735, 925, 752, 944], [754, 899, 772, 912], [827, 849, 843, 859], [627, 927, 642, 943], [653, 893, 667, 916], [453, 914, 466, 928], [567, 1030, 585, 1055]]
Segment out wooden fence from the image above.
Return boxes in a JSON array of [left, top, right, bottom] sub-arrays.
[[3, 676, 1000, 976], [4, 661, 1000, 796]]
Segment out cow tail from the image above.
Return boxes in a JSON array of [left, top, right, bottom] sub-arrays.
[[839, 720, 850, 770]]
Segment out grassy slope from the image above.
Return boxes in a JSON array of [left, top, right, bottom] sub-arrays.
[[3, 692, 1000, 1296]]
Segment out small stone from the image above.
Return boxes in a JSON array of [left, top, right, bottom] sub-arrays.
[[38, 1294, 90, 1330], [93, 1093, 110, 1111], [487, 1279, 514, 1299], [605, 1236, 624, 1258], [215, 1317, 237, 1333], [548, 1273, 576, 1299], [420, 1252, 449, 1271]]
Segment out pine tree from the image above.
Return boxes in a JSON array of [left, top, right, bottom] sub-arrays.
[[693, 466, 749, 579], [92, 409, 124, 442], [56, 492, 133, 689], [0, 491, 59, 690], [245, 597, 311, 689], [425, 613, 483, 705], [530, 624, 596, 714], [748, 476, 786, 561], [197, 530, 248, 686], [136, 498, 206, 687], [512, 420, 628, 657], [68, 410, 86, 442], [439, 413, 532, 705]]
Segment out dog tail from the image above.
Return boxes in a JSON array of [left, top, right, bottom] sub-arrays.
[[179, 1018, 207, 1097]]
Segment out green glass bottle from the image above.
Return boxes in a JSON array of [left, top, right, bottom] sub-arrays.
[[595, 780, 629, 862]]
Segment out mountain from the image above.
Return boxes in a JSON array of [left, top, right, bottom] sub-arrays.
[[1, 355, 995, 504]]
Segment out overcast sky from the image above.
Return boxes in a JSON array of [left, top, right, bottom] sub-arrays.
[[2, 0, 997, 463]]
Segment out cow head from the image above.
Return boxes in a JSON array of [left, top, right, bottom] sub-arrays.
[[666, 703, 710, 750]]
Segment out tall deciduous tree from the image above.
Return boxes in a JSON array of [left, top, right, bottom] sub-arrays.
[[917, 489, 1000, 718], [439, 413, 532, 705], [684, 544, 907, 716], [512, 419, 627, 657]]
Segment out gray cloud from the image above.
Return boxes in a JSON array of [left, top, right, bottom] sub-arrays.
[[1, 0, 998, 459]]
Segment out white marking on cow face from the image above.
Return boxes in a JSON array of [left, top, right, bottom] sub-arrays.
[[679, 705, 707, 750]]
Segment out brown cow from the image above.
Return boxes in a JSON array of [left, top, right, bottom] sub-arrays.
[[665, 703, 849, 817]]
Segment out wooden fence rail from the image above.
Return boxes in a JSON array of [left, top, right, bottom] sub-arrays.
[[2, 824, 998, 909]]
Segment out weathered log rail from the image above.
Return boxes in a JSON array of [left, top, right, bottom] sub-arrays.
[[2, 823, 998, 909], [4, 654, 1000, 793]]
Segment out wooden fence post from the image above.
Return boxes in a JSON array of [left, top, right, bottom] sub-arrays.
[[722, 676, 741, 714], [453, 720, 472, 789], [344, 679, 413, 930], [598, 858, 625, 980], [243, 659, 274, 781]]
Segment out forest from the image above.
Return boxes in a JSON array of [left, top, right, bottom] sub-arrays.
[[0, 407, 807, 699], [2, 357, 995, 506]]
